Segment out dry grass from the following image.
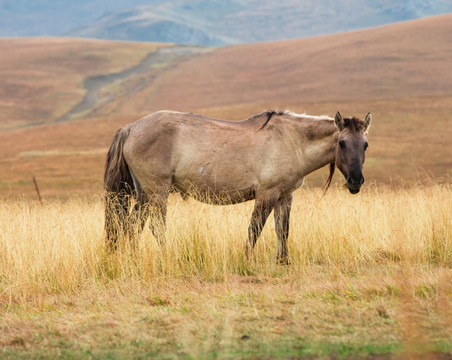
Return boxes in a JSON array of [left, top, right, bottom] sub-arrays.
[[1, 185, 451, 358]]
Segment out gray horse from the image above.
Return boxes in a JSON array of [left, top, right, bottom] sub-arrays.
[[104, 110, 371, 263]]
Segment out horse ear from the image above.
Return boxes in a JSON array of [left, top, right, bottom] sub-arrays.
[[363, 112, 372, 133], [334, 111, 344, 131]]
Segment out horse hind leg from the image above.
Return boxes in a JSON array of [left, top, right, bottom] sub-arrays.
[[134, 180, 151, 232], [129, 185, 168, 249], [133, 169, 170, 247], [124, 173, 148, 249], [147, 189, 169, 247]]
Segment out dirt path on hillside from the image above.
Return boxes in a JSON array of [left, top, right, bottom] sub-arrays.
[[56, 45, 209, 122]]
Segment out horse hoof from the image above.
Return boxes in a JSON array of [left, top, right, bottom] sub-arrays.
[[277, 257, 291, 266]]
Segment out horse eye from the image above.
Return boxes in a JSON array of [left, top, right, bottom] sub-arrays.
[[364, 142, 369, 150], [339, 140, 346, 149]]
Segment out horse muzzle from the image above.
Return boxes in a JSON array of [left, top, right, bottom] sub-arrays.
[[347, 176, 364, 194]]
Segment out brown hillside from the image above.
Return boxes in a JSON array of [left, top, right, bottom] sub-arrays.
[[0, 38, 166, 129], [112, 14, 452, 114]]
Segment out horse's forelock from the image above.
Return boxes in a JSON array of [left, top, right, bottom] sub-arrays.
[[343, 117, 366, 132]]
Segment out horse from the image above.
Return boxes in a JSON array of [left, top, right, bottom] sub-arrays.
[[104, 109, 371, 263]]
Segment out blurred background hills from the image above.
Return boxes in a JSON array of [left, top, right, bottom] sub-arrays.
[[1, 0, 452, 45]]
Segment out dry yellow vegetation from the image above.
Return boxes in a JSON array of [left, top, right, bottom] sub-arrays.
[[1, 184, 451, 357]]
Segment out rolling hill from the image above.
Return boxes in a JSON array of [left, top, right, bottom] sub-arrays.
[[1, 0, 451, 46], [119, 14, 452, 111], [0, 0, 160, 36], [0, 39, 207, 129], [0, 15, 451, 198], [67, 0, 452, 46]]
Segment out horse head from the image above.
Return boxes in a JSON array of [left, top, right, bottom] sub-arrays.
[[334, 111, 371, 194]]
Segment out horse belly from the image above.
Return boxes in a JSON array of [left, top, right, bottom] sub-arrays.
[[178, 186, 256, 205], [172, 163, 257, 205]]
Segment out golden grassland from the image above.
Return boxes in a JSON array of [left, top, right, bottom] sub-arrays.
[[1, 184, 451, 358]]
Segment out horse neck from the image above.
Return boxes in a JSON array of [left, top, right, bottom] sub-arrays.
[[288, 117, 338, 173]]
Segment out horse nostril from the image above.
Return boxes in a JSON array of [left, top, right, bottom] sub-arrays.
[[347, 177, 358, 186], [347, 176, 363, 187]]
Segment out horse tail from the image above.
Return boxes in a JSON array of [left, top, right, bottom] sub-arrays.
[[104, 127, 134, 250]]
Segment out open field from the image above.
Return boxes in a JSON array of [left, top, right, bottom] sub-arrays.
[[1, 185, 451, 358], [0, 15, 451, 359]]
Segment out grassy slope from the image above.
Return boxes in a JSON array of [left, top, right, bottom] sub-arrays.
[[123, 14, 452, 110], [0, 113, 133, 198], [0, 38, 165, 129], [0, 16, 451, 198]]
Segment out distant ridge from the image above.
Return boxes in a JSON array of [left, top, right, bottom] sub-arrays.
[[59, 1, 452, 46]]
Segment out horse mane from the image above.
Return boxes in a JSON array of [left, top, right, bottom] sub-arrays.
[[254, 109, 338, 131], [322, 162, 335, 197], [248, 109, 284, 130]]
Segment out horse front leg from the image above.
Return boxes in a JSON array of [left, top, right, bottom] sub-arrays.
[[274, 194, 293, 265], [245, 196, 278, 259]]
